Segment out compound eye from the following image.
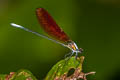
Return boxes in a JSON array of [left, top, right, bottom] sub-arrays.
[[79, 48, 83, 53]]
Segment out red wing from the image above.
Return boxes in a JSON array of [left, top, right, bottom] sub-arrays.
[[36, 8, 70, 42]]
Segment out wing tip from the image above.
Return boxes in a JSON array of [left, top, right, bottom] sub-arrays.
[[36, 7, 44, 12]]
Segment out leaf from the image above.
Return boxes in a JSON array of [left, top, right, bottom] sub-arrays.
[[0, 56, 95, 80], [45, 56, 96, 80], [0, 69, 37, 80]]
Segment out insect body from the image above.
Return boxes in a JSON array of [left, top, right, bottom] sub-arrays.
[[10, 8, 83, 58]]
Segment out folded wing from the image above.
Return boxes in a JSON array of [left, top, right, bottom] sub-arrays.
[[36, 8, 71, 43]]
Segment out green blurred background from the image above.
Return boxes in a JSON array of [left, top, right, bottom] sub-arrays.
[[0, 0, 120, 80]]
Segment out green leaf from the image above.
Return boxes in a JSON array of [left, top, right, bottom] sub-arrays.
[[0, 56, 95, 80], [14, 69, 37, 80], [0, 69, 37, 80], [45, 56, 95, 80], [0, 74, 7, 80]]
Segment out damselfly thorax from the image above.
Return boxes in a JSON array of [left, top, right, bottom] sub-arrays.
[[65, 40, 83, 53]]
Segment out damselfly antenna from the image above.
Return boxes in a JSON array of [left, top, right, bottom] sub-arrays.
[[10, 8, 83, 58]]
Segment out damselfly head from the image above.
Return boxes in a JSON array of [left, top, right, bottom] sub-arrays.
[[67, 41, 83, 53]]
